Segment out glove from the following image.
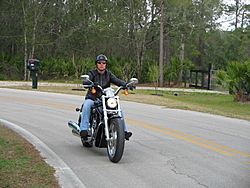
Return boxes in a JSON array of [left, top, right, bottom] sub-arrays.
[[126, 83, 136, 90], [93, 82, 99, 86], [82, 80, 91, 85]]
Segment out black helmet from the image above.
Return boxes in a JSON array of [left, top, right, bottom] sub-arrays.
[[96, 54, 108, 63]]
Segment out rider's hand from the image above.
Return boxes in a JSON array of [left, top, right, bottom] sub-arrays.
[[126, 83, 136, 90], [93, 82, 99, 87], [83, 80, 91, 85]]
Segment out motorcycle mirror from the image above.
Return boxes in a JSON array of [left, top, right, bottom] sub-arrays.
[[130, 78, 138, 84], [80, 75, 89, 80]]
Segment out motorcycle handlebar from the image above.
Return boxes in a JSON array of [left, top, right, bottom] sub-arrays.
[[82, 85, 92, 88], [82, 76, 136, 95], [82, 84, 135, 96]]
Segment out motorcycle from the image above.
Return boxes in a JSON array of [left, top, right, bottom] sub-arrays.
[[68, 75, 138, 163]]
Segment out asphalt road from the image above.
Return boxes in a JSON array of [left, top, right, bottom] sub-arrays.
[[0, 88, 250, 188]]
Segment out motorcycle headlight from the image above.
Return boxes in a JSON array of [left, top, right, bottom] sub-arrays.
[[107, 98, 118, 108]]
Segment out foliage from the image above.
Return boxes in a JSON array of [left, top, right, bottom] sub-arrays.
[[0, 0, 250, 84], [148, 63, 160, 93], [0, 74, 6, 80], [216, 61, 250, 102], [0, 52, 23, 80], [108, 56, 137, 82], [165, 57, 195, 85]]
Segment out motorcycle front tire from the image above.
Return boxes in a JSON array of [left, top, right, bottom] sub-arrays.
[[107, 118, 125, 163]]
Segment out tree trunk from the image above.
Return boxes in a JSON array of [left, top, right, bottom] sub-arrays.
[[24, 30, 29, 81], [136, 47, 145, 82], [159, 0, 164, 87], [235, 0, 239, 30], [197, 34, 203, 67], [177, 34, 185, 86], [165, 27, 170, 68], [22, 2, 29, 81]]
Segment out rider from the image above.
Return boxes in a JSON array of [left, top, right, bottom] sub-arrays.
[[79, 54, 133, 141]]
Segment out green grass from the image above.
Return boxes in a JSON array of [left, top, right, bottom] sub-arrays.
[[123, 89, 250, 121], [0, 125, 61, 188]]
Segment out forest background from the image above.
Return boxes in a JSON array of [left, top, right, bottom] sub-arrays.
[[0, 0, 249, 88]]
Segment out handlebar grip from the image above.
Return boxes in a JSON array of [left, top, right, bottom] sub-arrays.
[[82, 85, 92, 88]]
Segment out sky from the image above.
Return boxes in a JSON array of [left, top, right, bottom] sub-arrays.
[[219, 0, 250, 30]]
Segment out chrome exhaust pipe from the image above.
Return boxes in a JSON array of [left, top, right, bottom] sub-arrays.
[[68, 121, 80, 132], [72, 129, 80, 137]]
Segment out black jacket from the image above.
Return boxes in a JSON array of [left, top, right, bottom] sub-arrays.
[[85, 69, 126, 100]]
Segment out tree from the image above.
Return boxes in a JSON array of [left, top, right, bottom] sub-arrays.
[[191, 0, 223, 67], [21, 0, 53, 80], [0, 0, 248, 85], [159, 0, 164, 87], [125, 0, 160, 82], [224, 0, 250, 30], [148, 64, 160, 94]]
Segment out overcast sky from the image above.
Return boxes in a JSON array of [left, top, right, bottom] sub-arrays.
[[218, 0, 250, 30]]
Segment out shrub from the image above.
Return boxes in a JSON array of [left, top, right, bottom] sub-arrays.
[[0, 74, 6, 80], [216, 61, 250, 102]]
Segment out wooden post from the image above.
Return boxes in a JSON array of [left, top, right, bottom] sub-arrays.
[[207, 63, 212, 90]]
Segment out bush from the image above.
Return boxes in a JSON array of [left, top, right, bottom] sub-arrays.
[[216, 61, 250, 102], [0, 74, 6, 80]]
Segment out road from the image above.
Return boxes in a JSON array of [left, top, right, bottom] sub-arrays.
[[0, 88, 250, 188]]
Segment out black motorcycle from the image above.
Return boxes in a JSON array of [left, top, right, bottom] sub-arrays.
[[68, 75, 138, 163]]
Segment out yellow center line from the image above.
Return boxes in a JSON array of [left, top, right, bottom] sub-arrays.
[[0, 96, 75, 110], [126, 120, 235, 156], [2, 95, 249, 158], [126, 118, 250, 158]]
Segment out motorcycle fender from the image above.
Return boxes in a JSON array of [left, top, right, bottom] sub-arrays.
[[98, 131, 107, 148], [96, 116, 123, 148], [108, 115, 122, 123], [95, 123, 107, 148]]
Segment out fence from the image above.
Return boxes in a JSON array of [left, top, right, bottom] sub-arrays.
[[189, 63, 212, 90], [189, 63, 223, 91]]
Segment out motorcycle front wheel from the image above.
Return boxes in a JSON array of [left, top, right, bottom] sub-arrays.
[[107, 118, 125, 163]]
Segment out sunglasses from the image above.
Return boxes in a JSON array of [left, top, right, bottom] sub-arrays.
[[97, 62, 107, 64]]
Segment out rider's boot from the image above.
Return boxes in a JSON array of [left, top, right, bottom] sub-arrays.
[[80, 130, 88, 140], [125, 131, 132, 140]]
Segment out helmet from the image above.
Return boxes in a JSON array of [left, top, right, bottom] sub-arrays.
[[96, 54, 108, 63]]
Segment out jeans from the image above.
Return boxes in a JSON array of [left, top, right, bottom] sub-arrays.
[[80, 99, 127, 131]]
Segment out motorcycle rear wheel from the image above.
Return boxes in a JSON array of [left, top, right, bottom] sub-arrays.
[[107, 118, 125, 163]]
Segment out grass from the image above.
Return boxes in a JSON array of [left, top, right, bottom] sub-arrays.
[[1, 83, 249, 187], [0, 124, 61, 188], [124, 89, 250, 121]]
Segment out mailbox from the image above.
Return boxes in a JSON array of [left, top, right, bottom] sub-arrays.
[[27, 59, 40, 71], [27, 59, 40, 89]]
